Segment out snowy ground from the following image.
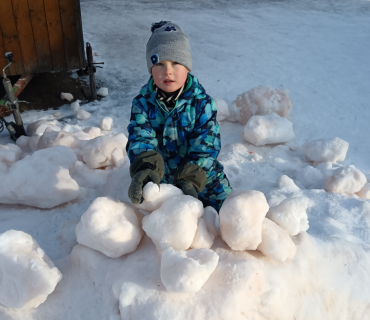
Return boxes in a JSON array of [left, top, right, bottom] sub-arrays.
[[1, 0, 370, 319]]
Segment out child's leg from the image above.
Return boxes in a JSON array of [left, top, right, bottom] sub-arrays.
[[198, 171, 232, 212]]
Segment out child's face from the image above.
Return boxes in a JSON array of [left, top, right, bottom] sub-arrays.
[[152, 61, 189, 93]]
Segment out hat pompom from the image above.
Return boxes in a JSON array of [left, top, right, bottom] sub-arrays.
[[151, 21, 170, 33]]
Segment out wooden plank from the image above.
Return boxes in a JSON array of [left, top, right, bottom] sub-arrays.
[[0, 73, 33, 107], [0, 0, 25, 75], [73, 0, 85, 68], [59, 0, 80, 70], [44, 0, 67, 71], [12, 0, 39, 74], [0, 29, 8, 75], [28, 0, 53, 73]]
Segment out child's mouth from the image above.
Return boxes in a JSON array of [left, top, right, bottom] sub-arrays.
[[164, 80, 174, 84]]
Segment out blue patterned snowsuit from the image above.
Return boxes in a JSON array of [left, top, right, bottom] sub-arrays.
[[126, 73, 232, 211]]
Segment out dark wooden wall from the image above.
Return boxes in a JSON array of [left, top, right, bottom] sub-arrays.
[[0, 0, 85, 76]]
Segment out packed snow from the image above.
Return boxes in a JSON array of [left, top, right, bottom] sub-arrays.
[[100, 116, 113, 131], [243, 112, 295, 146], [70, 100, 80, 112], [60, 92, 73, 102], [1, 0, 370, 319], [357, 183, 370, 199], [76, 109, 91, 120], [97, 87, 109, 97], [0, 230, 62, 309]]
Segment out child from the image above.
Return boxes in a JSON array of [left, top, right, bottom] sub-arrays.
[[126, 21, 232, 212]]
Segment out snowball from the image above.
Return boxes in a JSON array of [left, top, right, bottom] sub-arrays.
[[267, 197, 310, 236], [97, 87, 109, 97], [160, 247, 219, 293], [76, 109, 91, 120], [229, 86, 293, 125], [26, 120, 60, 135], [80, 133, 127, 169], [296, 166, 324, 189], [0, 146, 80, 208], [191, 218, 214, 249], [243, 112, 295, 146], [356, 183, 370, 199], [276, 175, 300, 193], [134, 182, 183, 212], [60, 92, 74, 101], [203, 206, 220, 237], [70, 100, 81, 112], [82, 126, 101, 138], [100, 116, 114, 131], [324, 165, 367, 194], [302, 137, 349, 163], [37, 130, 80, 150], [0, 230, 62, 308], [219, 190, 269, 251], [112, 148, 125, 168], [142, 195, 203, 252], [257, 218, 297, 262], [214, 98, 230, 121], [53, 111, 61, 118], [75, 197, 143, 258], [0, 143, 22, 167]]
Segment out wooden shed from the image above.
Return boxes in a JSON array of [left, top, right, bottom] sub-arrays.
[[0, 0, 85, 76]]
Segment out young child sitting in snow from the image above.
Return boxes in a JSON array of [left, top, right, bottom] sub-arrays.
[[126, 21, 232, 212]]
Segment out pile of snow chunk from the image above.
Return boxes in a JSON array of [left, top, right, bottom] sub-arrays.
[[0, 143, 22, 168], [0, 230, 62, 309], [295, 165, 324, 189], [214, 98, 230, 122], [26, 120, 60, 136], [134, 182, 183, 213], [37, 129, 82, 150], [191, 206, 219, 249], [257, 218, 297, 262], [243, 112, 295, 146], [100, 116, 114, 131], [302, 137, 349, 163], [16, 135, 41, 154], [142, 195, 203, 252], [229, 86, 293, 124], [267, 197, 310, 236], [0, 146, 80, 208], [219, 190, 269, 251], [356, 183, 370, 199], [75, 197, 143, 258], [324, 165, 367, 194], [60, 92, 74, 101], [160, 247, 219, 293], [80, 133, 127, 169]]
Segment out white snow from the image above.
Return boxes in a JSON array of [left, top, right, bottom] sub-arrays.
[[302, 137, 349, 163], [191, 218, 214, 249], [229, 86, 293, 124], [0, 143, 22, 167], [100, 116, 114, 131], [82, 126, 101, 138], [0, 230, 62, 309], [243, 112, 295, 146], [214, 98, 230, 121], [76, 109, 91, 120], [70, 100, 81, 112], [296, 165, 324, 189], [142, 195, 203, 252], [160, 247, 219, 293], [356, 183, 370, 199], [97, 87, 109, 97], [26, 120, 60, 136], [75, 197, 143, 258], [267, 197, 310, 236], [0, 146, 80, 208], [37, 129, 81, 150], [134, 182, 183, 212], [202, 206, 220, 237], [60, 92, 74, 101], [53, 112, 61, 118], [257, 218, 297, 262], [275, 175, 301, 193], [80, 133, 128, 169], [324, 165, 367, 194], [219, 190, 269, 251]]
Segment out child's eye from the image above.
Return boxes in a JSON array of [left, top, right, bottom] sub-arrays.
[[173, 62, 179, 65], [156, 63, 163, 66]]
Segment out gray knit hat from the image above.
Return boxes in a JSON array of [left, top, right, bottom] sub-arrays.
[[146, 21, 192, 74]]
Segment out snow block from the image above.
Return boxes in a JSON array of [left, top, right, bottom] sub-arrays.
[[75, 197, 143, 258], [229, 86, 293, 125], [160, 247, 219, 293], [83, 126, 101, 139], [296, 166, 324, 189], [80, 133, 128, 169], [203, 206, 220, 237], [324, 165, 366, 194], [356, 183, 370, 199], [267, 197, 310, 236], [243, 112, 295, 146], [219, 190, 269, 251], [0, 143, 22, 167], [142, 195, 203, 252], [97, 87, 109, 97], [60, 92, 74, 101], [26, 120, 60, 136], [100, 116, 114, 131], [76, 109, 91, 120], [0, 146, 80, 208], [257, 218, 296, 262], [214, 98, 230, 121], [70, 101, 81, 112], [0, 230, 62, 309], [37, 129, 81, 150], [302, 137, 349, 163], [191, 218, 215, 249], [134, 182, 183, 213], [276, 175, 300, 193]]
